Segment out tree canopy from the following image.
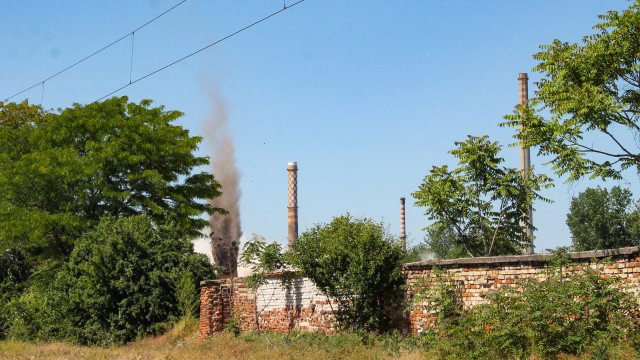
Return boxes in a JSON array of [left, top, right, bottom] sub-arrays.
[[0, 97, 222, 266], [503, 1, 640, 181], [413, 135, 553, 257], [0, 97, 221, 344], [567, 186, 640, 251]]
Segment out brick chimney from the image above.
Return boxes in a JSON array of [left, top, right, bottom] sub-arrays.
[[518, 73, 534, 254], [400, 197, 406, 249], [287, 162, 298, 248]]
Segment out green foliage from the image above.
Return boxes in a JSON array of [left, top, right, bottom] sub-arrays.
[[176, 271, 198, 318], [0, 97, 223, 268], [411, 268, 463, 326], [2, 216, 216, 345], [413, 135, 553, 257], [402, 242, 429, 263], [0, 250, 29, 338], [502, 1, 640, 181], [290, 214, 405, 332], [239, 234, 288, 290], [412, 259, 640, 359], [567, 186, 640, 251], [423, 225, 468, 259], [0, 98, 223, 344]]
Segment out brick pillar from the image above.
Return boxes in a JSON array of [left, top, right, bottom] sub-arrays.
[[198, 280, 224, 339]]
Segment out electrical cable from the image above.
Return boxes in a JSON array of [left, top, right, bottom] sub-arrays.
[[93, 0, 304, 103], [3, 0, 188, 102]]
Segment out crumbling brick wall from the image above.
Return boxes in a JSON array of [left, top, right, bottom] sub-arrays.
[[199, 246, 640, 338]]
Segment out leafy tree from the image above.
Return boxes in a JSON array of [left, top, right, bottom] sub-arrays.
[[0, 97, 223, 267], [239, 234, 287, 290], [239, 234, 289, 332], [424, 225, 467, 259], [503, 1, 640, 181], [412, 135, 553, 257], [290, 215, 405, 332], [567, 186, 640, 251], [5, 216, 217, 345]]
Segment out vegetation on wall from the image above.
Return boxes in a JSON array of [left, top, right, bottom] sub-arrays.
[[412, 254, 640, 358], [290, 214, 405, 332]]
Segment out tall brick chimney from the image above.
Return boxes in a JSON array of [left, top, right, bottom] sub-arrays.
[[518, 73, 534, 254], [287, 162, 298, 249], [400, 197, 406, 249]]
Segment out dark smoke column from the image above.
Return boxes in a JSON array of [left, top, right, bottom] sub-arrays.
[[206, 89, 241, 278], [287, 162, 298, 249]]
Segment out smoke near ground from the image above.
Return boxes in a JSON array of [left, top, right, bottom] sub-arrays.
[[205, 87, 241, 277]]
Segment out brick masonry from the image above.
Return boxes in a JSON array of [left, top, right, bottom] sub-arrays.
[[199, 246, 640, 338]]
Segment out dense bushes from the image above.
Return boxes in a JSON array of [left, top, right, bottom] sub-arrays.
[[413, 258, 640, 358], [1, 216, 216, 345], [291, 215, 405, 332], [0, 98, 220, 345]]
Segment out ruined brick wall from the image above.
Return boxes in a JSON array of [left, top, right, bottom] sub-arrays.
[[199, 275, 340, 336], [405, 247, 640, 333], [199, 246, 640, 338]]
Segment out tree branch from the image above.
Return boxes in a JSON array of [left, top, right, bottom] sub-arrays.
[[487, 198, 506, 256], [602, 128, 639, 160]]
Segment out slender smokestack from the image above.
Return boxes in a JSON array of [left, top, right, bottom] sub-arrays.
[[400, 197, 406, 248], [518, 73, 534, 254], [287, 162, 298, 248]]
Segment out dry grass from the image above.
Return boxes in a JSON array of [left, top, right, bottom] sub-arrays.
[[0, 319, 422, 360], [0, 319, 635, 360]]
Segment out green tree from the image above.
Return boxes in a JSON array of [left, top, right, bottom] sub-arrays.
[[290, 215, 404, 332], [567, 186, 640, 251], [424, 225, 467, 259], [0, 97, 223, 267], [239, 234, 287, 290], [412, 135, 553, 257], [5, 216, 216, 345], [503, 1, 640, 181]]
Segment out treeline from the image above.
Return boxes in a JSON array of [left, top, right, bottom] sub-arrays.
[[0, 98, 220, 345]]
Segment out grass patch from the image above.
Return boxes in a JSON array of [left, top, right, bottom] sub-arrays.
[[0, 319, 637, 360]]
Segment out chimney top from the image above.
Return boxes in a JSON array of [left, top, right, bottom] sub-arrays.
[[288, 162, 297, 169], [518, 73, 528, 80]]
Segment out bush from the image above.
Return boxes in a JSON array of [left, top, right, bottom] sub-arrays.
[[4, 215, 217, 345], [290, 214, 405, 332], [413, 257, 640, 358]]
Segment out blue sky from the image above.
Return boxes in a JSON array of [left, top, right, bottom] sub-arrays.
[[2, 0, 637, 254]]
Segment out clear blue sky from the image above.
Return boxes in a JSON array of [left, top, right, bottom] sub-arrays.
[[2, 0, 637, 254]]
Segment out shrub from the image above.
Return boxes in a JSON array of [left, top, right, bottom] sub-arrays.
[[290, 214, 405, 332], [8, 215, 217, 345], [413, 257, 640, 358]]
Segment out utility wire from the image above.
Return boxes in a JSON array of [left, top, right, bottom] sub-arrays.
[[3, 0, 188, 102], [94, 0, 304, 103]]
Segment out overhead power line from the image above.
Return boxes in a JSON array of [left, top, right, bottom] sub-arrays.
[[94, 0, 305, 103], [3, 0, 188, 102]]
